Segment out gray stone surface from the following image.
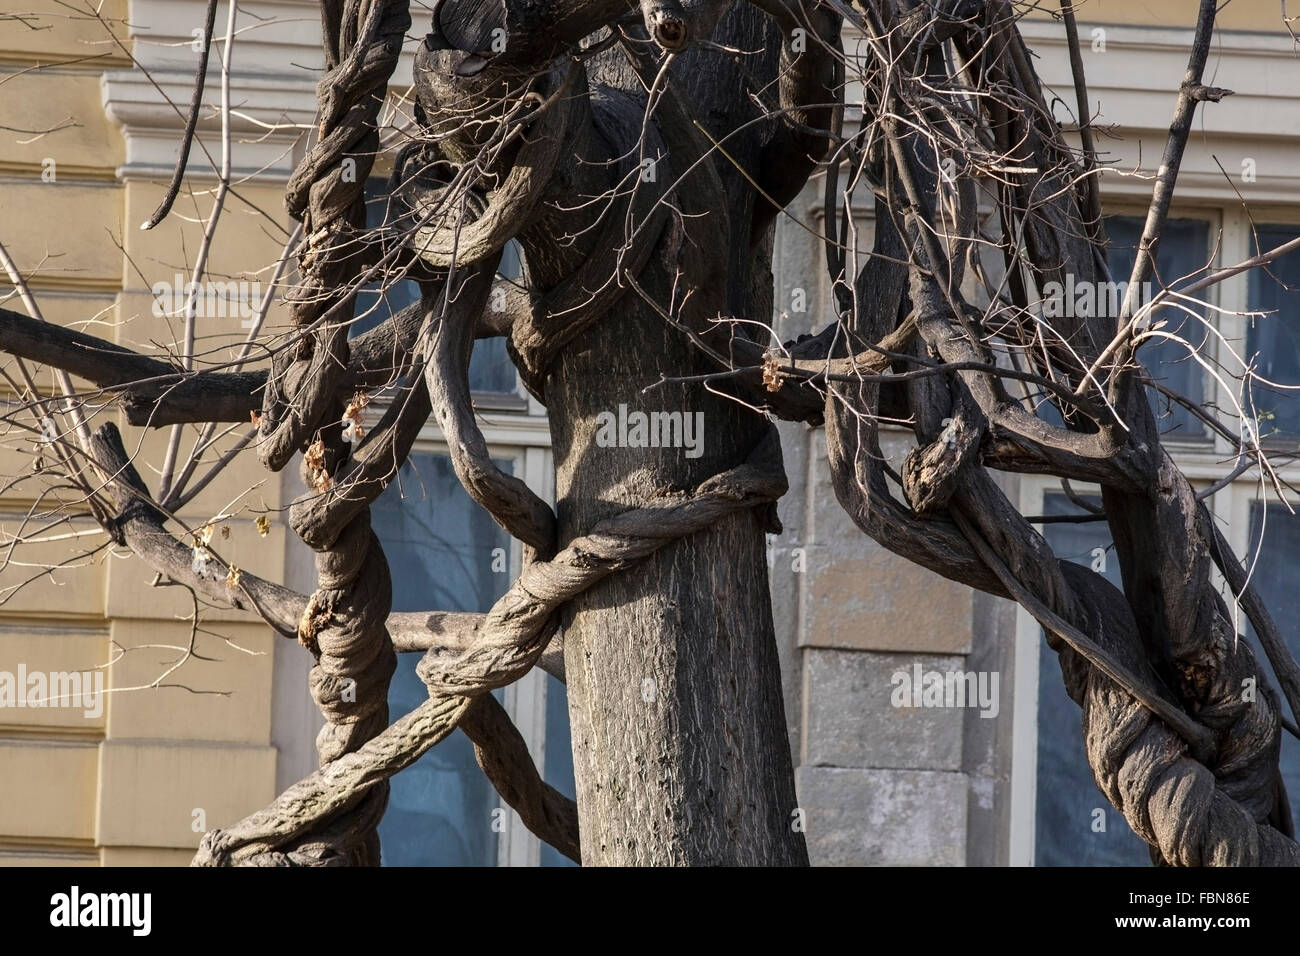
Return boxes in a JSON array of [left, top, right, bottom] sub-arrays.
[[799, 432, 974, 654], [964, 584, 1020, 865], [804, 649, 965, 771], [771, 421, 811, 766], [765, 179, 991, 868], [796, 766, 968, 866]]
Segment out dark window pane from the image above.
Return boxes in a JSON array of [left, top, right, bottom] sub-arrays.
[[469, 338, 517, 395], [353, 178, 419, 338], [1034, 492, 1150, 866], [373, 452, 513, 866], [1247, 225, 1300, 441], [538, 673, 578, 867], [1106, 216, 1210, 438], [354, 179, 520, 395], [1245, 502, 1300, 836]]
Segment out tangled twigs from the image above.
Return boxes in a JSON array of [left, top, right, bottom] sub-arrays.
[[809, 0, 1300, 861], [13, 0, 1300, 872], [194, 431, 786, 865], [89, 424, 304, 636], [402, 66, 575, 269], [82, 422, 558, 678], [0, 296, 521, 429]]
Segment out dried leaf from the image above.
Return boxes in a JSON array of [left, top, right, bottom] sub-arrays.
[[762, 353, 783, 393], [304, 439, 326, 473], [341, 392, 369, 444]]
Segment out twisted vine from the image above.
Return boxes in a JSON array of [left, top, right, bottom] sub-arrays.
[[194, 431, 786, 865], [254, 0, 412, 865]]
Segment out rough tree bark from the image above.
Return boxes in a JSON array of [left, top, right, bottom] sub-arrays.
[[417, 0, 809, 865]]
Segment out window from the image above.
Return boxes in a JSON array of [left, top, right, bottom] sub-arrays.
[[1030, 492, 1150, 866], [356, 178, 521, 400], [363, 390, 573, 864], [1008, 205, 1300, 864], [1106, 215, 1211, 439], [1246, 225, 1300, 443], [1245, 502, 1300, 836], [1033, 214, 1213, 437], [348, 175, 571, 864], [1015, 482, 1300, 864], [373, 452, 513, 866]]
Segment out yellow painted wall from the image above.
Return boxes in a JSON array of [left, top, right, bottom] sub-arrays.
[[1024, 0, 1285, 32]]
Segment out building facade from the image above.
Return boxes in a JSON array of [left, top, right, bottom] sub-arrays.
[[1, 1, 1296, 865]]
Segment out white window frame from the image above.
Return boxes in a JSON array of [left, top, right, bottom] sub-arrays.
[[401, 395, 562, 867]]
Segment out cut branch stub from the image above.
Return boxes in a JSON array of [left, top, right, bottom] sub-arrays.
[[637, 0, 729, 52], [902, 411, 984, 515]]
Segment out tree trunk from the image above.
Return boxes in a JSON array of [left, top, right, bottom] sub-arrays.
[[550, 297, 805, 866], [541, 5, 807, 865]]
